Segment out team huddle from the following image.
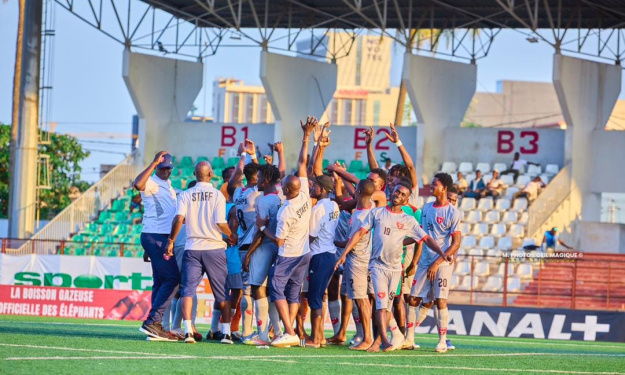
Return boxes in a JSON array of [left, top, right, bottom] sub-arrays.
[[135, 117, 462, 353]]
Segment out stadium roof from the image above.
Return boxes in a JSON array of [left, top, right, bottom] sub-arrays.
[[141, 0, 625, 30]]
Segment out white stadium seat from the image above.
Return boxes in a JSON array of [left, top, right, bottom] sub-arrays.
[[508, 224, 525, 239], [458, 162, 473, 174], [476, 197, 494, 211], [461, 235, 477, 249], [527, 164, 542, 177], [502, 211, 518, 225], [511, 198, 528, 212], [449, 274, 461, 289], [485, 249, 501, 258], [500, 174, 515, 186], [465, 172, 476, 182], [521, 237, 537, 248], [490, 223, 507, 237], [460, 197, 476, 212], [545, 164, 559, 175], [497, 262, 515, 275], [539, 174, 551, 185], [504, 186, 520, 199], [482, 173, 493, 184], [483, 210, 500, 224], [468, 248, 483, 257], [455, 261, 472, 276], [458, 222, 472, 234], [496, 236, 513, 251], [441, 162, 457, 173], [482, 276, 502, 292], [457, 247, 468, 258], [516, 174, 531, 188], [493, 163, 507, 172], [495, 198, 511, 211], [516, 264, 534, 279], [518, 212, 529, 226], [475, 162, 491, 174], [464, 210, 482, 224], [477, 235, 495, 250], [471, 223, 489, 238], [507, 277, 522, 292], [474, 261, 491, 276], [457, 276, 479, 291]]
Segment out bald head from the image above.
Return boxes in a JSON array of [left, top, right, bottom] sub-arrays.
[[282, 175, 302, 200], [194, 161, 213, 182]]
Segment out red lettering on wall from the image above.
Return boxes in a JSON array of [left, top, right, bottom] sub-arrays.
[[221, 126, 236, 147], [497, 131, 514, 154], [242, 126, 249, 141], [375, 129, 391, 150], [520, 131, 539, 154], [354, 128, 367, 149]]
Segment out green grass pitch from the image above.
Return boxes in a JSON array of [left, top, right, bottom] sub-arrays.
[[0, 315, 624, 374]]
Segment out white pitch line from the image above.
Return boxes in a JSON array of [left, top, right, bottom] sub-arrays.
[[4, 356, 296, 363], [448, 336, 625, 350], [333, 362, 625, 375], [221, 352, 625, 359], [0, 343, 191, 358]]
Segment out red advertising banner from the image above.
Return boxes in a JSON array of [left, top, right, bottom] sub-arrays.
[[0, 285, 152, 321]]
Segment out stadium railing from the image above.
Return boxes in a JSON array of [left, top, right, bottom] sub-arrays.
[[528, 163, 571, 237], [12, 151, 142, 255], [2, 238, 624, 311]]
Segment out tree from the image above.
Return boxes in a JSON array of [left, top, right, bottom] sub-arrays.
[[0, 124, 91, 219]]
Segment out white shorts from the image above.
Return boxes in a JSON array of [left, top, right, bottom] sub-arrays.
[[401, 245, 416, 295], [249, 243, 278, 287], [370, 266, 401, 312], [238, 250, 251, 295], [343, 259, 369, 300], [410, 262, 453, 301]]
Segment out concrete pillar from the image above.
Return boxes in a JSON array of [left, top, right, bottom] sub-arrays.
[[260, 51, 337, 167], [553, 54, 621, 222], [8, 0, 43, 238], [402, 54, 476, 185], [122, 50, 203, 166]]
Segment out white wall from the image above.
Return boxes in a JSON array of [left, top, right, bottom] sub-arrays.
[[592, 131, 625, 193], [444, 127, 565, 168]]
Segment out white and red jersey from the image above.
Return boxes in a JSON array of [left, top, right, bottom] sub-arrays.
[[419, 201, 462, 267]]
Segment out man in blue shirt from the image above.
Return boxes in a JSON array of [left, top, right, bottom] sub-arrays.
[[542, 227, 572, 252]]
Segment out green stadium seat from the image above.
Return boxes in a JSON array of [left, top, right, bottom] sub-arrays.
[[179, 156, 193, 167], [348, 160, 365, 173], [105, 249, 120, 257], [110, 200, 126, 212], [170, 178, 182, 190], [72, 234, 88, 243], [322, 159, 330, 169], [197, 156, 209, 163], [335, 159, 347, 167], [131, 225, 143, 236], [123, 250, 134, 257], [93, 248, 104, 257], [96, 211, 112, 224], [126, 188, 135, 197], [115, 224, 129, 236], [83, 223, 99, 234], [133, 236, 142, 244], [100, 223, 115, 234], [211, 157, 225, 169], [182, 167, 194, 178], [226, 157, 239, 167], [111, 212, 128, 224], [129, 212, 142, 223], [73, 248, 86, 256]]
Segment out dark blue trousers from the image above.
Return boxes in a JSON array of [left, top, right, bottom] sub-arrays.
[[141, 233, 180, 325]]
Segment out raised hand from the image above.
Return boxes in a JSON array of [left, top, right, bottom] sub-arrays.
[[263, 155, 273, 164], [319, 136, 331, 148], [300, 116, 318, 136], [237, 142, 245, 155], [364, 127, 374, 145], [274, 141, 283, 153], [153, 151, 168, 164], [244, 139, 256, 155], [267, 142, 275, 154], [384, 122, 400, 143]]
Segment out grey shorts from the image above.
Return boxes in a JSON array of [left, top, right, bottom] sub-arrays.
[[370, 266, 401, 312], [238, 250, 251, 295], [181, 249, 228, 302], [343, 259, 369, 300], [249, 243, 278, 287], [174, 245, 186, 271], [227, 273, 243, 290], [410, 262, 453, 301]]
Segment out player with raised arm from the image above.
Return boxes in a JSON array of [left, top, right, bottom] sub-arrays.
[[338, 180, 449, 352], [406, 172, 462, 353], [242, 163, 285, 345], [228, 140, 261, 343], [166, 161, 237, 344], [255, 116, 316, 348], [334, 179, 376, 350]]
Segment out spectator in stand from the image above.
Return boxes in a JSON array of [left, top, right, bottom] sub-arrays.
[[463, 170, 485, 199], [454, 172, 469, 194], [501, 152, 540, 183], [484, 170, 504, 198], [512, 176, 546, 205], [383, 158, 392, 173], [541, 227, 572, 253]]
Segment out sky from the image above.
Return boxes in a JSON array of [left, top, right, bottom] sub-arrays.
[[1, 1, 624, 184]]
